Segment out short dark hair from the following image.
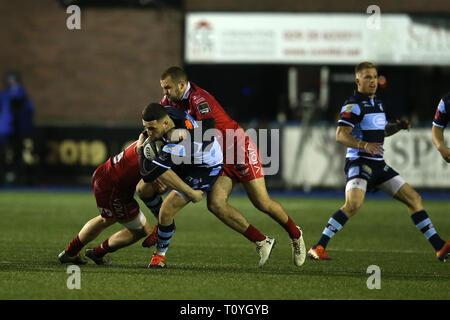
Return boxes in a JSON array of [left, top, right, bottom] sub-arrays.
[[355, 61, 377, 74], [160, 66, 188, 83], [142, 103, 168, 121]]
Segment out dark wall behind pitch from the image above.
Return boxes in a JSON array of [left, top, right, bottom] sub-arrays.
[[0, 0, 182, 125]]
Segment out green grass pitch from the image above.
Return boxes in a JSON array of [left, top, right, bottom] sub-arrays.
[[0, 191, 449, 300]]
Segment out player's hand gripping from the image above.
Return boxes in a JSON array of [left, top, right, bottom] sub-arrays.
[[363, 142, 384, 156], [189, 189, 204, 203], [135, 131, 147, 152], [396, 119, 411, 131]]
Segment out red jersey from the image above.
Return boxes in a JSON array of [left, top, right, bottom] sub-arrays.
[[160, 81, 265, 182], [160, 82, 243, 150], [104, 140, 141, 192]]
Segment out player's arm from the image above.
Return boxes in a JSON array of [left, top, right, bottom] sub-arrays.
[[139, 147, 202, 202], [134, 130, 148, 153], [432, 125, 450, 163], [336, 125, 383, 156], [157, 170, 203, 203], [385, 120, 411, 137]]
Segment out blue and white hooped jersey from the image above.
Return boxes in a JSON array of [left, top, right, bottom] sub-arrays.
[[338, 91, 387, 161], [432, 92, 450, 129], [152, 106, 223, 170]]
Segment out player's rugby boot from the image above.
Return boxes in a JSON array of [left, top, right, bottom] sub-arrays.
[[85, 248, 112, 265], [290, 226, 306, 266], [148, 254, 166, 268], [436, 239, 450, 262], [58, 250, 88, 265], [307, 245, 331, 260], [142, 225, 158, 248], [256, 236, 276, 268]]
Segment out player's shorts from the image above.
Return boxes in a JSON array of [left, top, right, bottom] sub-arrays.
[[344, 158, 403, 194], [92, 163, 140, 223], [172, 164, 222, 201], [220, 135, 265, 182]]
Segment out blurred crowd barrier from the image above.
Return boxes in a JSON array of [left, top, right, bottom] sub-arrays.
[[4, 123, 449, 190]]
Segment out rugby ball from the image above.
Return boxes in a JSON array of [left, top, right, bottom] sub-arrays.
[[142, 138, 164, 160]]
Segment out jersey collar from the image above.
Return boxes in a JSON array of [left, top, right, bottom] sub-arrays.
[[355, 90, 377, 103], [181, 81, 191, 100]]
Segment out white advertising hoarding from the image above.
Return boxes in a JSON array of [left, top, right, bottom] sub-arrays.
[[185, 13, 450, 65], [282, 126, 450, 188]]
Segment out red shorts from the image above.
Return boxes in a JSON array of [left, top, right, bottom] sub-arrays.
[[92, 163, 140, 222], [220, 135, 265, 182]]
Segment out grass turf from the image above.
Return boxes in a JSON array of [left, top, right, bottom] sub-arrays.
[[0, 191, 449, 300]]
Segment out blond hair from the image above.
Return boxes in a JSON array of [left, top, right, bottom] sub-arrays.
[[355, 61, 377, 74]]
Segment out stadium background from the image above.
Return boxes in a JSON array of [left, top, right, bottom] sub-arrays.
[[1, 0, 450, 304], [1, 0, 450, 194]]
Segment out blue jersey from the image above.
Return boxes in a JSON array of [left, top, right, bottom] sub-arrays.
[[140, 106, 223, 191], [337, 91, 387, 161], [432, 92, 450, 128], [153, 106, 223, 170]]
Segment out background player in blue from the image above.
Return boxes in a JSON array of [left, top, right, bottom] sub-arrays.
[[307, 61, 450, 262], [139, 103, 223, 268], [432, 93, 450, 163]]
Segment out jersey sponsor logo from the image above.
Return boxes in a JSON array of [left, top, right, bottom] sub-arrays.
[[193, 96, 206, 104], [434, 107, 440, 120], [185, 120, 194, 129], [372, 114, 387, 127], [112, 199, 126, 219], [247, 143, 259, 165], [362, 165, 372, 175], [112, 151, 124, 164], [344, 104, 355, 112], [341, 103, 360, 116], [197, 102, 211, 114], [98, 207, 113, 217]]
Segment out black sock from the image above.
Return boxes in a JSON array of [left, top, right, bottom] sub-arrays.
[[157, 222, 176, 255], [410, 210, 445, 251], [317, 209, 349, 249]]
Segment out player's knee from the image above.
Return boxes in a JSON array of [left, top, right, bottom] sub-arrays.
[[253, 198, 274, 214], [136, 181, 155, 200], [342, 200, 362, 216], [207, 196, 225, 215]]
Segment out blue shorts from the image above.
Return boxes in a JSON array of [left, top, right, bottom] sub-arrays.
[[345, 158, 399, 193], [172, 164, 222, 192]]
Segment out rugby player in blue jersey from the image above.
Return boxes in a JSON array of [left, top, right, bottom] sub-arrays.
[[432, 93, 450, 163], [307, 62, 450, 262], [139, 103, 223, 268]]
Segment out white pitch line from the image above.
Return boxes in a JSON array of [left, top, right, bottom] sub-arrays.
[[328, 248, 428, 254]]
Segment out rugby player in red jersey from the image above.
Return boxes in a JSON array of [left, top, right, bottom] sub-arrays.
[[140, 66, 306, 267], [58, 128, 202, 265]]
